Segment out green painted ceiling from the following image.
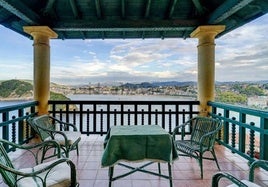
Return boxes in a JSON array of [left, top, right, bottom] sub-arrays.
[[0, 0, 267, 40]]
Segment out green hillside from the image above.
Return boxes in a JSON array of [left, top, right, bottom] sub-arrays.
[[0, 79, 33, 98], [0, 79, 69, 101]]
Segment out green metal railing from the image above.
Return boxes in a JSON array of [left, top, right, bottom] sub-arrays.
[[48, 100, 200, 135], [209, 101, 268, 162], [0, 100, 267, 163], [0, 101, 38, 147]]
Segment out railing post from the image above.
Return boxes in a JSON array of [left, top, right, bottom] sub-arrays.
[[239, 113, 246, 153], [2, 112, 9, 144], [260, 117, 268, 160], [18, 108, 24, 144], [223, 109, 230, 144]]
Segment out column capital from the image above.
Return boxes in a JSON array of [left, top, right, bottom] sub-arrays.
[[190, 25, 225, 39], [23, 26, 58, 39]]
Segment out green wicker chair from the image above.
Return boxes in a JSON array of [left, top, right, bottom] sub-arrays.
[[28, 115, 81, 158], [0, 139, 79, 187], [211, 160, 268, 187], [172, 116, 222, 179]]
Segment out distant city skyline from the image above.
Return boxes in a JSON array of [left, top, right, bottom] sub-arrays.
[[0, 14, 267, 85]]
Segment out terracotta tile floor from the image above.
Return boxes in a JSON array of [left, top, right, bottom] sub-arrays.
[[1, 135, 267, 187]]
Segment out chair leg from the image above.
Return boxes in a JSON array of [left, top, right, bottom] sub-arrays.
[[76, 145, 79, 156], [199, 154, 203, 179], [109, 166, 114, 187], [211, 149, 220, 170], [158, 163, 161, 174]]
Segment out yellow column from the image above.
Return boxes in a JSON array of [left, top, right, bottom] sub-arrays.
[[23, 26, 58, 115], [191, 25, 225, 116]]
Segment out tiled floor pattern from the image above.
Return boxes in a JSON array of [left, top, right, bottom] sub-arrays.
[[1, 135, 267, 187]]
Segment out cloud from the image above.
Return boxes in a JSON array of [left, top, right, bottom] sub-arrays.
[[1, 14, 268, 84]]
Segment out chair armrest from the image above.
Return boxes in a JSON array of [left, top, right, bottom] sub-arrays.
[[34, 124, 70, 146], [0, 139, 61, 164], [211, 172, 248, 187], [249, 160, 268, 182], [0, 158, 78, 187], [49, 116, 78, 131], [172, 118, 194, 140]]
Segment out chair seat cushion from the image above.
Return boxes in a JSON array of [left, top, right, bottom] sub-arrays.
[[17, 160, 71, 187], [45, 131, 81, 145], [227, 180, 261, 187]]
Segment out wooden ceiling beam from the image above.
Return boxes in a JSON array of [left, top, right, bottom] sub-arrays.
[[53, 19, 197, 32], [121, 0, 125, 19], [43, 0, 56, 15], [0, 0, 40, 24], [144, 0, 151, 18], [208, 0, 254, 24], [191, 0, 206, 15], [69, 0, 81, 19], [166, 0, 178, 19], [95, 0, 102, 19]]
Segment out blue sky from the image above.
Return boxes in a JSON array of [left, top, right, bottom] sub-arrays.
[[0, 14, 267, 85]]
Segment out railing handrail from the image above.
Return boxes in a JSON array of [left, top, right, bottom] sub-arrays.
[[208, 101, 268, 162], [0, 101, 38, 112], [208, 101, 268, 118]]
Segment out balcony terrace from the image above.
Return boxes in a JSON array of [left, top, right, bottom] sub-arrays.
[[0, 2, 268, 186], [0, 100, 267, 186], [0, 135, 267, 187]]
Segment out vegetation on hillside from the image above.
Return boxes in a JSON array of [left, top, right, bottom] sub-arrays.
[[0, 79, 33, 98], [231, 84, 265, 96], [215, 83, 267, 105], [50, 92, 70, 100], [215, 91, 247, 104], [0, 79, 69, 101]]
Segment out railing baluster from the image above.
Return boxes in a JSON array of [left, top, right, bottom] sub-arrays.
[[249, 122, 255, 158], [168, 109, 172, 133], [86, 109, 90, 135], [12, 116, 16, 143], [141, 109, 144, 125], [155, 109, 158, 125], [231, 117, 236, 153], [100, 109, 103, 136], [73, 109, 76, 125], [114, 109, 117, 126], [148, 104, 152, 125], [127, 109, 130, 125]]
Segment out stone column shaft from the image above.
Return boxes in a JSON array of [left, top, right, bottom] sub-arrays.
[[191, 26, 225, 116], [23, 26, 58, 115]]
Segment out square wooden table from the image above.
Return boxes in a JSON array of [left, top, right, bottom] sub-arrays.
[[101, 125, 178, 187]]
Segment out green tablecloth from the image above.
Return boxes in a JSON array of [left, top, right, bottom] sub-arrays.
[[101, 125, 178, 167]]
